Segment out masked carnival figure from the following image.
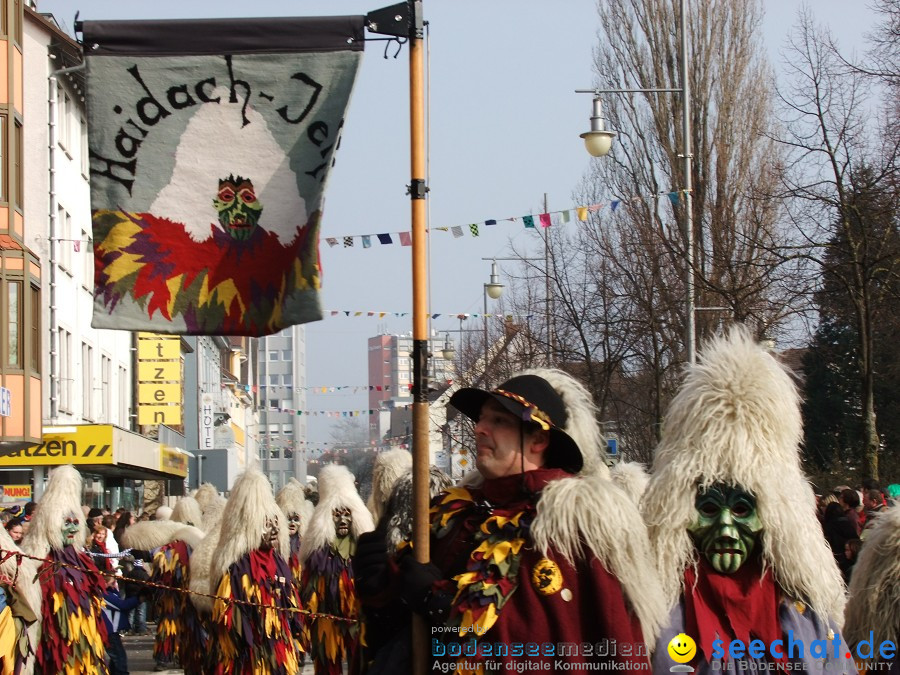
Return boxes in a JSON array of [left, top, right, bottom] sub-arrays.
[[300, 464, 374, 675], [0, 520, 40, 675], [844, 504, 900, 674], [23, 465, 108, 674], [128, 497, 206, 673], [644, 327, 856, 674], [275, 480, 313, 588], [210, 470, 303, 674]]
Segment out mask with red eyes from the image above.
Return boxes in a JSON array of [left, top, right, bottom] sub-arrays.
[[687, 483, 762, 574]]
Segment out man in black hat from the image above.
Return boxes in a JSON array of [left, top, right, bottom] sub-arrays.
[[357, 369, 664, 674]]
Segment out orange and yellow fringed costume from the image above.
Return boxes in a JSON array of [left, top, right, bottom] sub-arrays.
[[212, 549, 304, 675], [152, 539, 205, 672], [300, 540, 361, 675], [35, 547, 108, 675]]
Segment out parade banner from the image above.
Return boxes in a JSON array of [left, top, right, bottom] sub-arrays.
[[83, 16, 365, 336]]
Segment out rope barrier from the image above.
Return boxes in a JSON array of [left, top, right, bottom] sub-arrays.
[[2, 546, 360, 625]]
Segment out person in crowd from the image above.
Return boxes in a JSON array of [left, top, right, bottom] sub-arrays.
[[643, 327, 854, 674], [23, 465, 108, 674], [842, 538, 862, 582], [0, 514, 40, 674], [839, 488, 863, 535], [356, 464, 451, 674], [358, 369, 664, 673], [88, 522, 114, 573], [862, 489, 886, 527], [20, 502, 36, 537], [844, 503, 900, 674], [102, 577, 141, 675], [4, 519, 24, 545], [301, 464, 374, 675], [823, 501, 858, 568], [210, 470, 303, 674]]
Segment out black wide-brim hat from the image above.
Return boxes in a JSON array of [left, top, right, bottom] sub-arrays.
[[449, 374, 583, 474]]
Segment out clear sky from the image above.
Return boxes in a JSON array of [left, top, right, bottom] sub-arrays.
[[36, 0, 879, 447]]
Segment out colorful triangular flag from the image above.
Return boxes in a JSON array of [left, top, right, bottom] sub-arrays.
[[523, 215, 535, 228], [362, 235, 372, 248], [451, 225, 464, 238], [399, 232, 412, 246], [561, 210, 570, 223], [469, 223, 479, 237], [576, 207, 588, 221], [539, 213, 551, 228], [377, 233, 392, 245], [326, 237, 339, 247], [343, 236, 354, 247]]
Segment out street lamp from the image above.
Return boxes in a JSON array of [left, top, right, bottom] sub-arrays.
[[576, 0, 696, 364], [483, 260, 504, 376]]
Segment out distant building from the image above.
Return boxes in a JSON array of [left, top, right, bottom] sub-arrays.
[[366, 332, 454, 451], [256, 326, 307, 491]]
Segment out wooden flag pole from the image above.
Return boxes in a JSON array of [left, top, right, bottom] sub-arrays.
[[408, 3, 430, 675]]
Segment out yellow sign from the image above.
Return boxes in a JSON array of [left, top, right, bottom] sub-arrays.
[[138, 361, 180, 382], [160, 445, 188, 478], [2, 425, 114, 466], [0, 485, 31, 502], [137, 338, 180, 361], [138, 405, 182, 426], [138, 383, 181, 404]]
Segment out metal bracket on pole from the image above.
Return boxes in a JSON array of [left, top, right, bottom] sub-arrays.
[[407, 179, 428, 200], [366, 1, 423, 38]]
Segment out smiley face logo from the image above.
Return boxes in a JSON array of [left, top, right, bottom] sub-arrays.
[[667, 633, 696, 664], [530, 558, 563, 595]]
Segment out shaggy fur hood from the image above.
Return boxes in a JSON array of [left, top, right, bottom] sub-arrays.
[[367, 449, 412, 524], [23, 465, 85, 559], [844, 505, 900, 649], [642, 326, 846, 625], [171, 497, 203, 527], [300, 464, 374, 563], [120, 520, 184, 551], [531, 470, 668, 646], [275, 479, 312, 537], [210, 470, 288, 589]]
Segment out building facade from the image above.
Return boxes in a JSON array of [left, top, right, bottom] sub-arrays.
[[0, 1, 41, 459], [256, 326, 307, 491]]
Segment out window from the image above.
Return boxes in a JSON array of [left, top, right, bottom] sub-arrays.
[[82, 342, 93, 420], [118, 366, 128, 425], [269, 351, 280, 360], [282, 349, 292, 360], [270, 448, 280, 460], [80, 117, 89, 176], [282, 374, 293, 387], [82, 229, 93, 288], [282, 424, 293, 436], [281, 399, 292, 410], [268, 423, 280, 434], [57, 208, 73, 273], [0, 0, 7, 36], [268, 399, 278, 409], [6, 280, 21, 366], [12, 0, 21, 44], [0, 114, 6, 201], [14, 119, 22, 209], [58, 87, 70, 151], [59, 328, 72, 412], [100, 355, 111, 421], [30, 284, 39, 371], [284, 448, 294, 459], [268, 374, 279, 386]]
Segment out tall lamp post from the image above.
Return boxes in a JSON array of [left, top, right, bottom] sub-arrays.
[[482, 261, 504, 380], [576, 0, 696, 364]]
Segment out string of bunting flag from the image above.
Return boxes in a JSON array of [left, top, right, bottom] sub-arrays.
[[323, 310, 531, 320], [322, 192, 686, 249]]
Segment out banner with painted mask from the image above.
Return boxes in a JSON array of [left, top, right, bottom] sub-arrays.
[[83, 16, 365, 336]]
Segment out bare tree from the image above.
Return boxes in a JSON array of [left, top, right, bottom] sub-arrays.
[[774, 9, 900, 481]]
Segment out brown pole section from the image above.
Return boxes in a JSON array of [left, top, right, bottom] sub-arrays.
[[408, 3, 430, 674]]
